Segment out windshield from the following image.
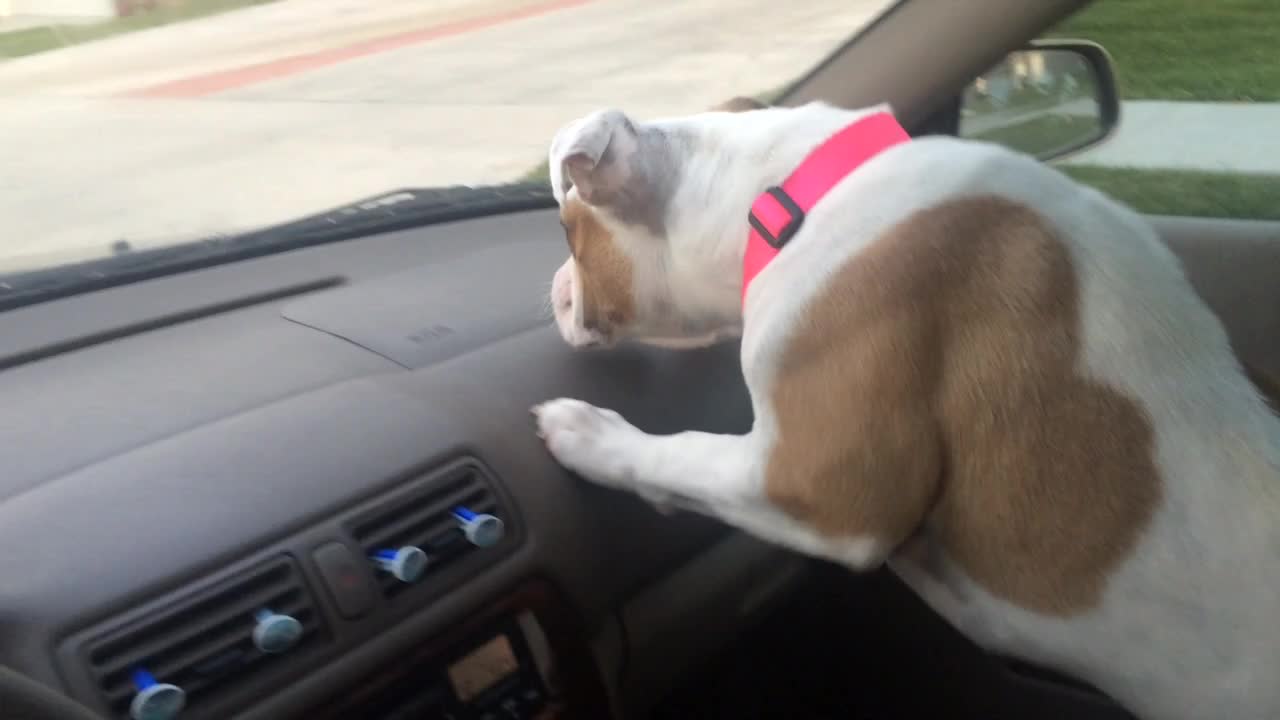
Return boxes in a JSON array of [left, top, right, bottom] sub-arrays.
[[0, 0, 894, 276]]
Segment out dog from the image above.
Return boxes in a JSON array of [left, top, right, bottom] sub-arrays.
[[531, 96, 1280, 720]]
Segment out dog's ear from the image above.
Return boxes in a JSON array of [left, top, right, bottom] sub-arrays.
[[712, 96, 767, 112], [551, 109, 639, 207]]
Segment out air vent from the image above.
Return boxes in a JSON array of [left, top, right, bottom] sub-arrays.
[[84, 556, 324, 719], [350, 459, 508, 599]]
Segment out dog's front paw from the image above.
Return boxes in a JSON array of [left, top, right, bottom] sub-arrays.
[[532, 398, 644, 487]]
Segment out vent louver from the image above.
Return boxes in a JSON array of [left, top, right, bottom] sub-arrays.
[[349, 460, 504, 598], [85, 556, 324, 719]]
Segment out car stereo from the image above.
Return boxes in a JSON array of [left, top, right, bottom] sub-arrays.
[[315, 614, 553, 720], [306, 577, 613, 720]]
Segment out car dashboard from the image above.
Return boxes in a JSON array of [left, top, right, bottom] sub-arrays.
[[0, 197, 809, 720]]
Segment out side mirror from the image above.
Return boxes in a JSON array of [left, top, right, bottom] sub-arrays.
[[958, 39, 1120, 161]]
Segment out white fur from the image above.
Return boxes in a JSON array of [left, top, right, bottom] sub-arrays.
[[534, 101, 1280, 719]]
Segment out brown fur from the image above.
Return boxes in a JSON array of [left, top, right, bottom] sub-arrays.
[[764, 195, 1162, 616], [560, 198, 634, 334]]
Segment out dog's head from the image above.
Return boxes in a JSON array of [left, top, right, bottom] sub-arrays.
[[546, 97, 767, 349]]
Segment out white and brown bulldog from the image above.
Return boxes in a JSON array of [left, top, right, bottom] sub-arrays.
[[531, 97, 1280, 720]]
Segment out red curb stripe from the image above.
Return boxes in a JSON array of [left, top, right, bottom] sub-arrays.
[[125, 0, 592, 98]]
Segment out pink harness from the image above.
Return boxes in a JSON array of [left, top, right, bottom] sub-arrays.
[[742, 111, 911, 305]]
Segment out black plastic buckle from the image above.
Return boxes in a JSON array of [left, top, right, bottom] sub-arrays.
[[748, 186, 805, 250]]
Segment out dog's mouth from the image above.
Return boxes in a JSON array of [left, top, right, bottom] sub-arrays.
[[575, 332, 616, 350], [555, 320, 615, 350]]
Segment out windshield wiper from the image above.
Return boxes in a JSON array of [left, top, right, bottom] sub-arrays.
[[0, 182, 555, 312]]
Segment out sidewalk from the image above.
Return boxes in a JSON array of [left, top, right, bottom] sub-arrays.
[[1063, 101, 1280, 174]]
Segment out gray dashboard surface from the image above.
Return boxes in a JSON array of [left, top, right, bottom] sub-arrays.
[[281, 240, 563, 368], [0, 206, 753, 704]]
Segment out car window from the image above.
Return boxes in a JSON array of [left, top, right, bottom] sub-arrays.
[[0, 0, 899, 279], [977, 0, 1279, 221]]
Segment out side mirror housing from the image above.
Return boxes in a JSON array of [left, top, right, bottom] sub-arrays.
[[957, 39, 1121, 161]]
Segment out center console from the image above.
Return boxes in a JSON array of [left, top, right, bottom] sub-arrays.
[[308, 579, 612, 720]]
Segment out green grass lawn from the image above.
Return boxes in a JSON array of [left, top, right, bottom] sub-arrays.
[[1047, 0, 1280, 101], [0, 0, 277, 60], [1058, 166, 1280, 221], [1046, 0, 1280, 220], [525, 3, 1280, 222], [968, 111, 1280, 221], [521, 161, 553, 186]]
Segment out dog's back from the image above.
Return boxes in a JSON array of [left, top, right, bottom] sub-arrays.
[[761, 129, 1280, 718], [538, 101, 1280, 719]]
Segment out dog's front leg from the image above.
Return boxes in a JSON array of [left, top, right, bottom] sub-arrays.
[[532, 398, 759, 515], [530, 398, 884, 567]]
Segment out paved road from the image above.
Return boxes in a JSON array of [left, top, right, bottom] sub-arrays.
[[1, 0, 1277, 272], [0, 0, 892, 270]]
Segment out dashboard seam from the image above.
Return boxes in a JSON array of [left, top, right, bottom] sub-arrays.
[[0, 277, 346, 371], [280, 314, 412, 369]]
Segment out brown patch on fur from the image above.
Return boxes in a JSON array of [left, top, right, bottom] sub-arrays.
[[560, 198, 634, 333], [764, 195, 1162, 616], [711, 96, 767, 113]]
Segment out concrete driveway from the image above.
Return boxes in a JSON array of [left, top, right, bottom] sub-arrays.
[[0, 0, 893, 270]]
